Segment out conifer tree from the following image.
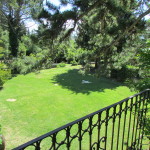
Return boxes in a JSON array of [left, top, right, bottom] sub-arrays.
[[0, 0, 42, 57]]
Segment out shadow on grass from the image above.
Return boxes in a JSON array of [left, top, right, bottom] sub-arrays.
[[52, 69, 121, 94]]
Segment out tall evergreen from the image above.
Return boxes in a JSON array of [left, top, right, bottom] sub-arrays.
[[75, 0, 148, 76], [0, 0, 42, 57]]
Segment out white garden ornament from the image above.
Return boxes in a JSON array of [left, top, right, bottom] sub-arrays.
[[82, 80, 92, 84]]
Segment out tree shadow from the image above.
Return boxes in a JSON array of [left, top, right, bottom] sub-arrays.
[[52, 69, 121, 94]]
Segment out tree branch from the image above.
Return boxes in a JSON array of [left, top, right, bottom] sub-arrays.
[[59, 0, 105, 40], [76, 0, 105, 21]]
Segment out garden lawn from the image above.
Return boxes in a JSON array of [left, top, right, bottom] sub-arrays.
[[0, 65, 136, 149]]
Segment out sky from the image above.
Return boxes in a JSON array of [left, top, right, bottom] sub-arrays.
[[44, 0, 72, 13], [48, 0, 72, 11], [25, 20, 39, 32]]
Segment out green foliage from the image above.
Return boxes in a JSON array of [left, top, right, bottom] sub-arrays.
[[10, 51, 53, 74], [135, 78, 150, 91], [0, 45, 4, 59], [18, 35, 43, 57], [0, 63, 11, 87], [138, 39, 150, 75], [78, 69, 86, 76], [84, 63, 91, 73], [135, 38, 150, 91], [111, 66, 139, 82], [77, 50, 93, 66], [18, 42, 27, 56], [10, 36, 52, 73], [70, 60, 78, 66], [11, 56, 37, 74], [57, 62, 66, 68], [54, 40, 87, 65], [64, 40, 77, 63], [0, 28, 10, 59], [19, 35, 42, 56], [74, 0, 148, 79], [124, 32, 150, 91], [126, 77, 150, 91]]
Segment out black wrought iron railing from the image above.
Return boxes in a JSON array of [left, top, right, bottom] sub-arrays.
[[13, 89, 150, 150]]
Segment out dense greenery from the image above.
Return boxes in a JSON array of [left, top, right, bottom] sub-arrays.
[[0, 63, 11, 87]]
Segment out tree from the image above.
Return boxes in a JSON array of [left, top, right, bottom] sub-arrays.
[[0, 0, 42, 57], [37, 0, 149, 71], [75, 0, 148, 76]]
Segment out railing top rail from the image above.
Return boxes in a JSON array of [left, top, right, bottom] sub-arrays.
[[13, 89, 150, 150]]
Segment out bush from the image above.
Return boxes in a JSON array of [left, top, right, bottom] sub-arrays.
[[126, 78, 150, 91], [136, 78, 150, 91], [11, 56, 37, 74], [111, 66, 139, 82], [57, 63, 66, 68], [70, 60, 78, 66], [42, 58, 52, 69], [0, 63, 11, 87], [78, 69, 86, 76]]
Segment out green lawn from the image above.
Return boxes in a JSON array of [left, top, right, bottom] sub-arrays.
[[0, 65, 136, 149]]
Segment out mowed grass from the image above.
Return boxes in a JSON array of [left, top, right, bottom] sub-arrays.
[[0, 65, 136, 149]]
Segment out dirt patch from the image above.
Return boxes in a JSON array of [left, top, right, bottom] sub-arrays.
[[6, 99, 16, 102]]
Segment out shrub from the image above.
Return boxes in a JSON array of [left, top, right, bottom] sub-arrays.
[[57, 63, 66, 68], [42, 58, 52, 69], [70, 60, 78, 66], [10, 56, 37, 74], [126, 78, 150, 91], [78, 69, 86, 76], [0, 63, 11, 87], [111, 66, 139, 82]]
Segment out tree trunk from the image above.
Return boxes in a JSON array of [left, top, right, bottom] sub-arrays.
[[8, 3, 22, 57], [9, 25, 19, 57], [95, 57, 100, 69], [8, 11, 19, 57]]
